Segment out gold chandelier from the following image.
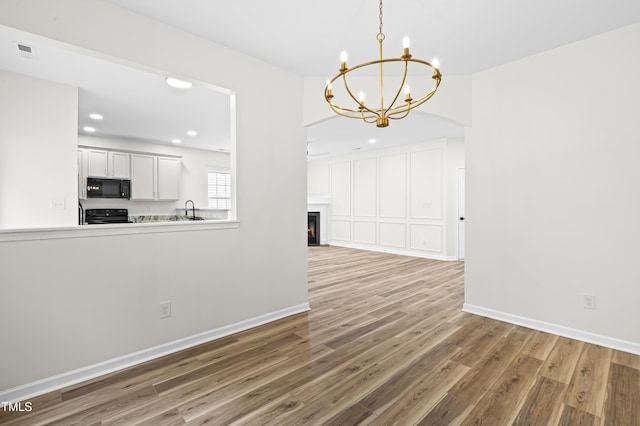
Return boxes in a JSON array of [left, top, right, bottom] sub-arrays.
[[324, 0, 442, 128]]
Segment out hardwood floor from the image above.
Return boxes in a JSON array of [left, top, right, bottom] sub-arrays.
[[2, 246, 639, 425]]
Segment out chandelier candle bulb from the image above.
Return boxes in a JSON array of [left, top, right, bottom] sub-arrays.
[[404, 84, 412, 102], [402, 36, 412, 59], [326, 80, 333, 98], [340, 51, 348, 72]]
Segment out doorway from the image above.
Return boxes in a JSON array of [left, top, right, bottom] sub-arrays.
[[457, 168, 465, 260]]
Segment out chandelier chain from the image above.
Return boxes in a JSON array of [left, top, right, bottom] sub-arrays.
[[377, 0, 385, 41]]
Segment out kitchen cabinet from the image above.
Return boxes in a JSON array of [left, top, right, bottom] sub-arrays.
[[87, 149, 130, 178], [130, 154, 181, 200], [78, 149, 87, 199], [157, 157, 181, 200], [130, 154, 156, 200]]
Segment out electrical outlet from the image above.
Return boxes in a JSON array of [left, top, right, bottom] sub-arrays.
[[160, 301, 172, 319], [583, 294, 596, 310], [51, 199, 66, 211]]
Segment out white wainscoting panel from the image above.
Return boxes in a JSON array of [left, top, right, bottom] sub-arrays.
[[353, 221, 377, 244], [409, 224, 443, 252], [353, 158, 377, 217], [324, 139, 462, 260], [410, 149, 443, 219], [331, 219, 352, 241], [379, 222, 406, 248], [331, 162, 351, 216], [379, 153, 407, 218], [307, 163, 330, 195]]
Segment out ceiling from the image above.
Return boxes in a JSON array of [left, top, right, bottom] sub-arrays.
[[3, 1, 640, 157]]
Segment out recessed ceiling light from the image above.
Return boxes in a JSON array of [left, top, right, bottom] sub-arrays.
[[368, 138, 376, 144], [171, 139, 181, 144], [165, 77, 192, 89], [83, 126, 96, 133], [89, 113, 103, 120], [187, 130, 197, 137]]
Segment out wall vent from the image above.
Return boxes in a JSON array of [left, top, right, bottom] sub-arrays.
[[15, 42, 36, 59]]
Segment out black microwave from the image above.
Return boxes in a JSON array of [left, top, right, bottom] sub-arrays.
[[87, 177, 131, 199]]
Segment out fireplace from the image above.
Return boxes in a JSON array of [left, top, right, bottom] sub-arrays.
[[308, 212, 320, 246]]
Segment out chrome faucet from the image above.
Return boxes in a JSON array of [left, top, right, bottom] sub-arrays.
[[185, 200, 195, 220]]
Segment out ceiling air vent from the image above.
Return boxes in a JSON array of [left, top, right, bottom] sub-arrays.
[[15, 42, 36, 59]]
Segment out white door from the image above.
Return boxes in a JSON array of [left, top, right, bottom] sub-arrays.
[[457, 168, 465, 261]]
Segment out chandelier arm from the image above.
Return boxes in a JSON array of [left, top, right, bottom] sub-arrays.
[[327, 100, 380, 119], [386, 62, 441, 116], [392, 77, 441, 113], [386, 91, 435, 118], [326, 80, 378, 117], [330, 105, 379, 120], [340, 73, 362, 109], [388, 109, 412, 120], [342, 73, 382, 118], [382, 59, 410, 117]]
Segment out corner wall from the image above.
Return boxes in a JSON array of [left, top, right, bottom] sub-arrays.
[[0, 70, 78, 229], [0, 0, 308, 397], [465, 23, 640, 352]]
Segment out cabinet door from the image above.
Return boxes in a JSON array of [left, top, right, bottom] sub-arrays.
[[157, 157, 181, 200], [110, 152, 130, 179], [78, 149, 87, 199], [130, 154, 156, 200], [87, 149, 109, 177]]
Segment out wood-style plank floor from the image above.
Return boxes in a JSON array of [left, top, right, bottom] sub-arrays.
[[2, 246, 639, 425]]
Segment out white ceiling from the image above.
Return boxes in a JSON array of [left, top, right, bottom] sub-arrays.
[[105, 0, 640, 77], [104, 0, 640, 158], [3, 1, 640, 157]]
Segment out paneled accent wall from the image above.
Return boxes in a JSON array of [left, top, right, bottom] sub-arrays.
[[309, 138, 464, 260], [331, 161, 351, 216]]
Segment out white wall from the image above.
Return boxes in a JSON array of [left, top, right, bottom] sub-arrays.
[[465, 23, 640, 352], [309, 138, 464, 260], [0, 0, 307, 397], [0, 70, 78, 229], [78, 134, 230, 217]]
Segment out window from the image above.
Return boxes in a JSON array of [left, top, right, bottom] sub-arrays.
[[207, 170, 231, 210]]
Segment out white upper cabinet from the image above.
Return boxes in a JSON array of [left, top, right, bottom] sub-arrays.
[[157, 156, 181, 200], [110, 152, 130, 178], [130, 154, 156, 200], [87, 149, 130, 178], [130, 154, 181, 201], [81, 147, 180, 201]]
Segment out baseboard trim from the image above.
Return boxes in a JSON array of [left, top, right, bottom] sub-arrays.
[[463, 303, 640, 355], [330, 241, 459, 261], [0, 303, 310, 403]]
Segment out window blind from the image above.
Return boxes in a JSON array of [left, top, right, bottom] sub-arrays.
[[207, 171, 231, 210]]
